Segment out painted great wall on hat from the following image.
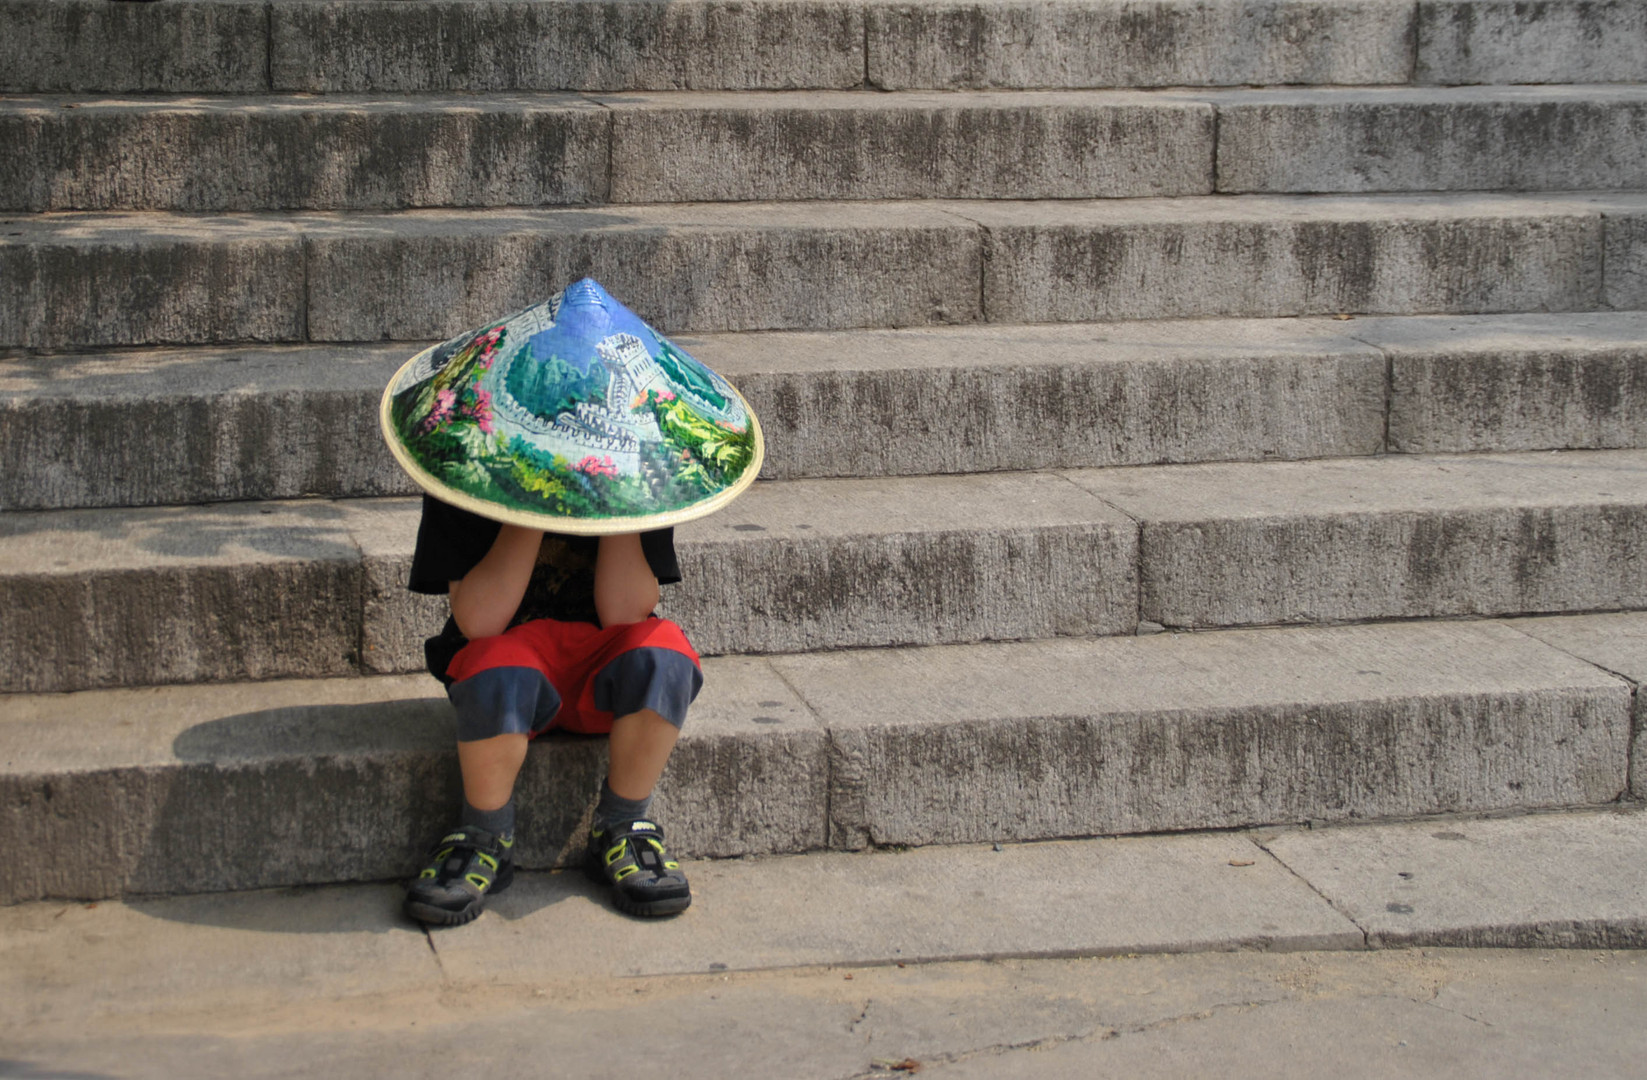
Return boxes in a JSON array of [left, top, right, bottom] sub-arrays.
[[380, 279, 764, 535]]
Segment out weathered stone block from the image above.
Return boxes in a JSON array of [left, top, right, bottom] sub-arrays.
[[670, 472, 1139, 655], [1605, 206, 1647, 310], [271, 0, 864, 92], [0, 502, 364, 694], [1215, 86, 1647, 194], [303, 204, 981, 340], [1264, 809, 1647, 948], [866, 0, 1414, 89], [694, 318, 1385, 479], [774, 623, 1631, 848], [0, 95, 610, 212], [0, 0, 268, 93], [1416, 0, 1647, 85], [1067, 450, 1647, 627], [1509, 611, 1647, 802], [606, 90, 1213, 202], [0, 215, 306, 349], [345, 499, 446, 677], [971, 195, 1604, 322], [1364, 312, 1647, 453], [0, 346, 415, 511]]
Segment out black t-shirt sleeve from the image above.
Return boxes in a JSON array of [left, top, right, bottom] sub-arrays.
[[408, 496, 502, 595], [642, 528, 681, 586]]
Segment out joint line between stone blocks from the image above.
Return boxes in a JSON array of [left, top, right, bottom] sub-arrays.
[[300, 235, 312, 343], [977, 223, 989, 323], [763, 658, 840, 850], [1494, 620, 1640, 801], [264, 1, 275, 93], [1209, 99, 1222, 195], [1250, 834, 1371, 948], [1405, 1, 1421, 85], [1598, 211, 1610, 310], [861, 15, 870, 89], [598, 97, 616, 205], [1340, 327, 1397, 454], [340, 500, 373, 676]]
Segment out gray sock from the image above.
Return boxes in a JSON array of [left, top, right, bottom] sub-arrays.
[[593, 779, 652, 833], [461, 796, 515, 840]]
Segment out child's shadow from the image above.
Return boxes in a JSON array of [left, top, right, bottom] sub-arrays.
[[138, 699, 611, 934]]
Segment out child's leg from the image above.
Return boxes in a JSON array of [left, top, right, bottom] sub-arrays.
[[584, 647, 699, 918], [407, 635, 561, 927], [457, 732, 530, 810], [606, 708, 681, 800]]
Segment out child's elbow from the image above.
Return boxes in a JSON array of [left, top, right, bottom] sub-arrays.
[[449, 582, 512, 640], [596, 581, 660, 628]]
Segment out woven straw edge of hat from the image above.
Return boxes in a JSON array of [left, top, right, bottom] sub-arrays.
[[378, 342, 765, 536]]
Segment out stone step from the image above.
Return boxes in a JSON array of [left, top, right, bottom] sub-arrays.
[[0, 90, 1214, 212], [5, 194, 1644, 349], [11, 0, 1643, 95], [7, 449, 1647, 694], [1416, 0, 1647, 87], [0, 474, 1140, 693], [1068, 449, 1647, 629], [0, 615, 1634, 903], [11, 86, 1647, 213], [0, 0, 1417, 95], [10, 311, 1647, 512], [1208, 85, 1647, 195]]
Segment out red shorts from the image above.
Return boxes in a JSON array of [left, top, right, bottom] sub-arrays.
[[445, 617, 700, 737]]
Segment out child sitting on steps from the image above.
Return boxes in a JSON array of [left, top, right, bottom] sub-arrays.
[[402, 494, 702, 925]]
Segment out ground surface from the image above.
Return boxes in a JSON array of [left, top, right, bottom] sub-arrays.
[[5, 811, 1647, 1078]]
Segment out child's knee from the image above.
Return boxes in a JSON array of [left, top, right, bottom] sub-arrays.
[[592, 647, 703, 730], [448, 666, 562, 741]]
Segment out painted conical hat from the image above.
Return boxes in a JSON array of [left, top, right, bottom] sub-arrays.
[[380, 279, 763, 535]]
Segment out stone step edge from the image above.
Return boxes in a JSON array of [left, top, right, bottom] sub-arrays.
[[8, 0, 1647, 95], [9, 84, 1647, 212], [0, 0, 1411, 95], [8, 447, 1647, 694], [5, 192, 1646, 349], [0, 615, 1637, 904], [5, 311, 1647, 510]]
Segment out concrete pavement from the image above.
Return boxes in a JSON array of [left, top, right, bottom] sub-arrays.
[[4, 806, 1647, 1077]]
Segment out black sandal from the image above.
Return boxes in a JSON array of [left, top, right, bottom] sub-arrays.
[[404, 827, 515, 926], [585, 819, 692, 917]]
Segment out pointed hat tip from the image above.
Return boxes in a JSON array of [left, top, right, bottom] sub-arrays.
[[563, 277, 614, 308]]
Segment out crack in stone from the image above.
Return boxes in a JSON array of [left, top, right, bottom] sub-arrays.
[[1103, 997, 1281, 1041], [835, 1028, 1102, 1080], [420, 925, 449, 980], [834, 996, 1281, 1078], [847, 999, 873, 1036], [1424, 997, 1495, 1029]]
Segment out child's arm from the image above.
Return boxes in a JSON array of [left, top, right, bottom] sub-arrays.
[[449, 524, 543, 639], [595, 532, 660, 627]]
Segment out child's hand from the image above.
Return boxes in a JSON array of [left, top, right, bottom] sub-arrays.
[[595, 533, 660, 627]]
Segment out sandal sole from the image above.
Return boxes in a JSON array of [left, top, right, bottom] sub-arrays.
[[404, 898, 485, 926]]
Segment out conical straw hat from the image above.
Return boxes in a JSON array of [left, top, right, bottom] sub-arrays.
[[380, 279, 763, 535]]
